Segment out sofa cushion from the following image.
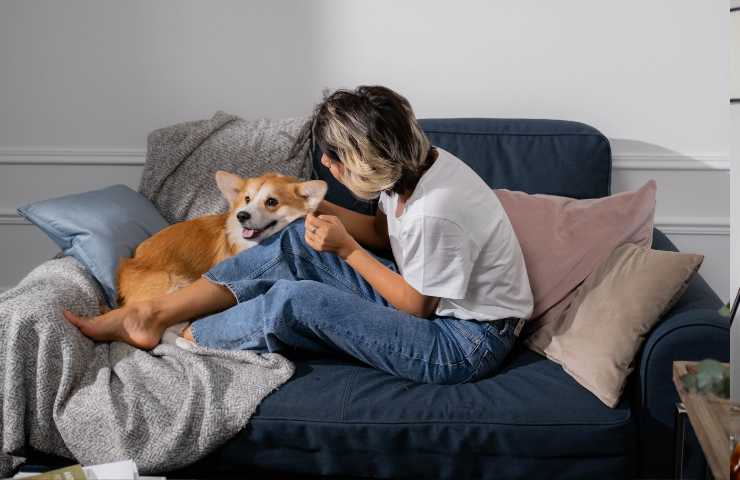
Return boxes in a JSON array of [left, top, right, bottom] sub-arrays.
[[497, 181, 655, 320], [312, 118, 612, 214], [16, 185, 169, 307], [195, 347, 634, 478], [527, 244, 703, 408], [141, 112, 312, 224]]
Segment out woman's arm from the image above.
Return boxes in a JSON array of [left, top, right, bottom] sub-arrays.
[[345, 247, 439, 318], [317, 200, 390, 251], [305, 214, 439, 318]]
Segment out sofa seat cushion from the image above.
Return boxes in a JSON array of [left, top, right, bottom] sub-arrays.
[[196, 347, 635, 478]]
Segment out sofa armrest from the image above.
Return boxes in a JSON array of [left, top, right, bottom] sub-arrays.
[[632, 228, 730, 478]]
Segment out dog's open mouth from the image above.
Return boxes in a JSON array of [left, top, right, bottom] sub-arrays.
[[242, 220, 277, 240]]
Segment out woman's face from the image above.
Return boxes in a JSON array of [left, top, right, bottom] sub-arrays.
[[320, 153, 346, 183]]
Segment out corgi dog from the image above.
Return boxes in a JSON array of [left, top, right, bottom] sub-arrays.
[[116, 171, 327, 314]]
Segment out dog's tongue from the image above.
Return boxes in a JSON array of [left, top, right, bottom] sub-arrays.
[[242, 228, 258, 239]]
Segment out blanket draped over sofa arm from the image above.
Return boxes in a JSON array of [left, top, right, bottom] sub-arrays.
[[632, 228, 730, 478], [0, 256, 296, 477], [0, 110, 315, 477]]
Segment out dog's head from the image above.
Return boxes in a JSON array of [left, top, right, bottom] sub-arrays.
[[216, 171, 328, 249]]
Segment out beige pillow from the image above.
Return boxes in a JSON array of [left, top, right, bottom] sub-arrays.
[[524, 243, 703, 407]]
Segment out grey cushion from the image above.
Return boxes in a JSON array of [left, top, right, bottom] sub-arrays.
[[140, 111, 311, 223]]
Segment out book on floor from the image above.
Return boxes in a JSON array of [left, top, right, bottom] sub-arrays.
[[11, 460, 165, 480]]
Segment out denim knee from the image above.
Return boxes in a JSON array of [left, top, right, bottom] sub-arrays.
[[253, 280, 335, 343], [269, 279, 330, 307]]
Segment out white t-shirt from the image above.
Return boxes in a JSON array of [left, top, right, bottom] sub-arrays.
[[378, 147, 534, 321]]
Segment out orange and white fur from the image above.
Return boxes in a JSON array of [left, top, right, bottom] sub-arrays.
[[116, 170, 327, 344]]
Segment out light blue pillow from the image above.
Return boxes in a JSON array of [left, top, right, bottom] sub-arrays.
[[17, 185, 169, 307]]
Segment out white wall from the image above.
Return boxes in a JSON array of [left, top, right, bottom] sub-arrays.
[[0, 0, 730, 300], [731, 104, 739, 400], [730, 1, 739, 400]]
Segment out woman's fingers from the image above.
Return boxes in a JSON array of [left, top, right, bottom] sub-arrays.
[[306, 225, 322, 241], [306, 214, 328, 236], [304, 222, 327, 251], [306, 212, 325, 224], [307, 213, 332, 228], [317, 214, 342, 228], [305, 231, 321, 251], [305, 212, 317, 226]]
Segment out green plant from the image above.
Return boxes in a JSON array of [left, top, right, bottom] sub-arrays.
[[681, 359, 730, 398]]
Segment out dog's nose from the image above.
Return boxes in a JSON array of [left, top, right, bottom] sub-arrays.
[[237, 211, 251, 222]]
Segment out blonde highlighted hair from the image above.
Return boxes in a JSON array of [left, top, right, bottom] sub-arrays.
[[290, 86, 434, 200]]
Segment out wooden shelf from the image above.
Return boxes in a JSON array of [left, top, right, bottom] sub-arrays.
[[673, 361, 740, 480]]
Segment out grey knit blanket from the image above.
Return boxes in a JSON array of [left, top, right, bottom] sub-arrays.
[[0, 113, 312, 476], [0, 257, 294, 476]]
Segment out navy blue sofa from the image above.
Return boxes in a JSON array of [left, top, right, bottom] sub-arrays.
[[172, 118, 731, 479]]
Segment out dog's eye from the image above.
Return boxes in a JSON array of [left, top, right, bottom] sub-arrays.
[[244, 196, 251, 203], [265, 197, 279, 208]]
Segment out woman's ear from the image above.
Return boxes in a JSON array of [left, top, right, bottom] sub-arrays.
[[297, 180, 328, 211], [215, 171, 244, 204]]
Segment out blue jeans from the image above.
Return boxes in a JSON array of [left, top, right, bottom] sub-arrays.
[[191, 220, 518, 384]]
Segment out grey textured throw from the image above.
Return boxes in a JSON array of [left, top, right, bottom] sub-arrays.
[[0, 256, 294, 477], [0, 113, 313, 476], [139, 111, 311, 223]]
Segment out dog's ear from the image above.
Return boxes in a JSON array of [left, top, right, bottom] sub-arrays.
[[296, 180, 328, 212], [215, 171, 244, 204]]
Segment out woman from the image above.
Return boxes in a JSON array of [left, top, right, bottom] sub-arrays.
[[65, 85, 534, 384]]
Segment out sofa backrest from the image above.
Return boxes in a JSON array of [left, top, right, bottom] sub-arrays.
[[312, 118, 612, 214]]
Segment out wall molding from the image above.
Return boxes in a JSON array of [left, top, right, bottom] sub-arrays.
[[612, 154, 730, 171], [0, 147, 730, 170], [0, 147, 146, 166], [0, 208, 29, 225], [0, 148, 730, 235], [654, 216, 730, 236], [0, 206, 728, 236]]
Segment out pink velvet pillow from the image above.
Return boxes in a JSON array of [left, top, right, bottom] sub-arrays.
[[494, 180, 656, 320]]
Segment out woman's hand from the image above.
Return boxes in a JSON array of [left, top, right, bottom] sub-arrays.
[[305, 213, 360, 259]]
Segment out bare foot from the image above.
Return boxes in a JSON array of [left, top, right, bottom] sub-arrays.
[[63, 302, 165, 350], [180, 325, 196, 343]]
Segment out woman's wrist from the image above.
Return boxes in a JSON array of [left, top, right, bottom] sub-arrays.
[[316, 200, 335, 216], [339, 237, 363, 261]]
